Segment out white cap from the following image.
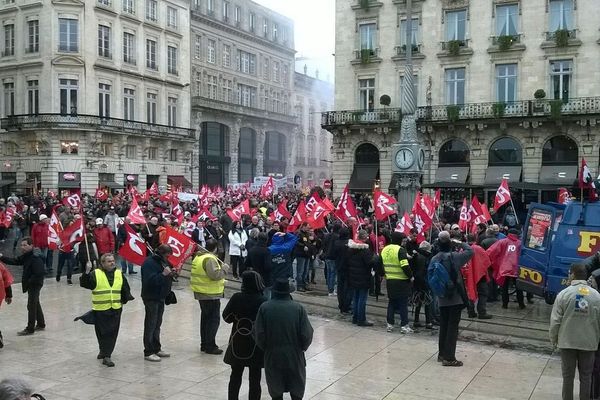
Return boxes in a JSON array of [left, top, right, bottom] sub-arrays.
[[39, 214, 48, 221], [95, 218, 104, 225]]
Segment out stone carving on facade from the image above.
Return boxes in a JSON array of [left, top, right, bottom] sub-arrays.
[[426, 76, 432, 107], [396, 173, 421, 189], [400, 114, 418, 142]]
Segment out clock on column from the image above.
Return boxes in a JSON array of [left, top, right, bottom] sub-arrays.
[[394, 147, 414, 169]]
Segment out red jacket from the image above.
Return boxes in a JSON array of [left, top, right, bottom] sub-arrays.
[[462, 244, 491, 302], [0, 262, 13, 306], [486, 234, 521, 286], [31, 222, 49, 249], [94, 226, 115, 255]]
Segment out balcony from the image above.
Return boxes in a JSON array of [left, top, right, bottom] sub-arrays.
[[542, 29, 581, 49], [321, 108, 402, 129], [488, 34, 525, 54], [392, 44, 425, 61], [438, 39, 473, 58], [351, 48, 381, 65], [192, 96, 298, 125], [1, 114, 196, 140]]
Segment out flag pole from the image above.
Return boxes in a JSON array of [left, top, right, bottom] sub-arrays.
[[509, 196, 519, 226], [374, 218, 379, 254]]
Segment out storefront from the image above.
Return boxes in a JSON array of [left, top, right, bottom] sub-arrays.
[[58, 172, 81, 196], [98, 173, 122, 193], [167, 175, 192, 190], [124, 174, 138, 189], [15, 172, 41, 196]]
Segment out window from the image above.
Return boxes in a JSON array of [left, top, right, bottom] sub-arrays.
[[308, 136, 315, 160], [222, 79, 233, 102], [3, 24, 14, 56], [167, 7, 177, 28], [123, 0, 134, 14], [207, 0, 214, 14], [61, 141, 79, 154], [27, 141, 40, 156], [263, 58, 269, 80], [206, 74, 217, 99], [282, 26, 287, 43], [496, 4, 518, 36], [549, 0, 573, 31], [167, 97, 177, 127], [3, 82, 14, 116], [263, 18, 268, 37], [222, 1, 229, 21], [308, 106, 315, 132], [167, 46, 178, 75], [146, 39, 157, 70], [98, 83, 111, 118], [148, 147, 158, 160], [282, 64, 289, 85], [207, 39, 215, 63], [400, 18, 419, 48], [551, 60, 572, 101], [98, 25, 111, 58], [59, 78, 78, 115], [234, 6, 241, 24], [249, 12, 256, 32], [263, 89, 269, 110], [123, 32, 135, 64], [273, 92, 281, 113], [27, 80, 39, 114], [273, 61, 280, 83], [238, 84, 256, 107], [359, 23, 376, 51], [273, 23, 278, 41], [238, 50, 256, 75], [445, 10, 466, 41], [222, 44, 231, 67], [59, 18, 78, 52], [98, 0, 111, 6], [358, 78, 375, 111], [445, 68, 465, 105], [496, 64, 517, 102], [123, 88, 135, 120], [195, 71, 201, 95], [27, 20, 39, 53], [169, 149, 178, 161], [145, 0, 157, 22], [125, 144, 136, 159], [400, 75, 419, 109], [100, 143, 113, 157], [146, 92, 157, 123], [194, 35, 201, 59]]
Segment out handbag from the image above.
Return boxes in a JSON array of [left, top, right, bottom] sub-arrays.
[[165, 290, 177, 305]]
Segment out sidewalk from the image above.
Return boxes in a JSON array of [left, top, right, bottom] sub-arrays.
[[0, 274, 570, 400]]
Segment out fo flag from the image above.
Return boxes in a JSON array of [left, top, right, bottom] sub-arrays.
[[48, 207, 62, 250], [62, 193, 81, 209], [493, 179, 511, 212], [2, 207, 15, 228], [95, 188, 108, 202], [163, 225, 197, 270], [227, 200, 250, 222], [374, 190, 397, 221], [272, 200, 292, 221], [195, 208, 217, 222], [260, 177, 275, 198], [127, 196, 147, 225], [334, 185, 358, 222], [118, 224, 147, 266]]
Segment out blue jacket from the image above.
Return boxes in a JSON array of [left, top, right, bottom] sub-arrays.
[[268, 233, 299, 283], [141, 254, 172, 301]]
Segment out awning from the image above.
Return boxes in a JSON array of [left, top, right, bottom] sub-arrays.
[[389, 174, 399, 191], [539, 165, 578, 186], [0, 179, 15, 188], [99, 181, 123, 189], [348, 165, 379, 191], [484, 166, 522, 185], [15, 180, 36, 189], [168, 175, 192, 188], [58, 181, 80, 188], [434, 166, 470, 184]]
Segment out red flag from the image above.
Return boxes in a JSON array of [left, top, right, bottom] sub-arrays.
[[58, 219, 85, 249], [47, 190, 56, 199], [458, 198, 470, 232], [306, 200, 332, 229], [227, 200, 250, 222], [411, 192, 422, 215], [163, 225, 197, 270], [172, 204, 184, 225], [433, 189, 441, 210], [373, 190, 397, 221], [118, 224, 147, 266], [322, 197, 336, 212], [421, 194, 435, 219], [260, 177, 275, 198], [195, 208, 217, 222], [334, 185, 358, 222], [493, 179, 511, 212], [395, 212, 414, 235], [2, 207, 14, 228], [273, 200, 292, 221], [413, 206, 432, 235], [48, 207, 62, 250], [95, 188, 108, 201], [305, 193, 321, 213], [148, 182, 159, 196], [580, 158, 595, 189], [468, 197, 482, 222], [127, 196, 147, 225], [558, 188, 572, 204], [287, 201, 307, 232], [62, 193, 81, 209]]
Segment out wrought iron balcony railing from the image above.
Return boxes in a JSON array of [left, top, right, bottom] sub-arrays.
[[354, 48, 380, 63], [491, 34, 522, 46], [395, 44, 422, 56], [545, 29, 577, 41], [0, 113, 196, 139], [440, 39, 470, 51], [321, 108, 402, 127], [192, 96, 298, 125]]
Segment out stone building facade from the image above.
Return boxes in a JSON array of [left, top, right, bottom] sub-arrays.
[[324, 0, 600, 210], [294, 70, 334, 187], [0, 0, 194, 195], [190, 0, 298, 187]]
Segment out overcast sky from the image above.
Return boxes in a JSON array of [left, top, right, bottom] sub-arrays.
[[255, 0, 335, 82]]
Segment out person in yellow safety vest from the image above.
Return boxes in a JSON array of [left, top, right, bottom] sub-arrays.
[[79, 253, 134, 367], [382, 232, 414, 334], [191, 238, 230, 355]]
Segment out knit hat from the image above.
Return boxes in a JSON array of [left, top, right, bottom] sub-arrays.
[[419, 241, 432, 253], [39, 214, 48, 221]]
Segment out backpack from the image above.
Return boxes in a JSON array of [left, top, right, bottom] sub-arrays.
[[427, 256, 456, 298]]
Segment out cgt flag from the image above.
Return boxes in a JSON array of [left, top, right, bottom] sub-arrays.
[[493, 178, 512, 212], [118, 224, 147, 266], [226, 199, 250, 222], [127, 196, 147, 225], [163, 225, 197, 270]]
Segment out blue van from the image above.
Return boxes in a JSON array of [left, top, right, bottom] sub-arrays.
[[516, 201, 600, 304]]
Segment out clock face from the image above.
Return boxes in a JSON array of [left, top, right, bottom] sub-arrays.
[[395, 148, 414, 169], [418, 149, 425, 169]]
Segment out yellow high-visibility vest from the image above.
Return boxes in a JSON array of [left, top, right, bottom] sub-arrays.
[[190, 253, 225, 296], [381, 244, 409, 280], [92, 269, 123, 311]]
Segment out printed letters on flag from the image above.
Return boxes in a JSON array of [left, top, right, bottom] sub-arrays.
[[62, 193, 81, 209], [580, 158, 595, 189], [274, 200, 292, 221], [148, 182, 159, 196], [334, 185, 358, 222], [163, 225, 197, 270], [95, 188, 108, 201], [59, 219, 85, 249], [227, 200, 250, 222], [306, 200, 332, 229], [395, 212, 414, 235], [458, 198, 470, 232], [195, 208, 217, 222], [374, 190, 397, 221], [2, 207, 15, 228], [48, 208, 62, 250], [305, 193, 321, 213], [287, 201, 307, 232], [172, 204, 184, 225], [558, 188, 572, 205], [127, 196, 147, 225], [493, 179, 512, 212], [260, 177, 275, 198], [118, 224, 147, 266]]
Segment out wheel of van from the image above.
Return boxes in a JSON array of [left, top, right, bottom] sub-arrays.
[[544, 293, 556, 305]]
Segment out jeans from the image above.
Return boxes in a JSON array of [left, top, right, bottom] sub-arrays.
[[337, 272, 353, 312], [295, 257, 310, 289], [230, 255, 242, 277], [199, 299, 221, 351], [26, 286, 45, 331], [45, 249, 54, 272], [325, 259, 336, 293], [387, 296, 409, 326], [438, 304, 463, 361], [414, 292, 433, 324], [352, 288, 369, 323], [467, 279, 489, 316], [143, 300, 165, 356], [56, 251, 74, 280], [502, 277, 524, 307], [229, 365, 262, 400], [561, 348, 595, 400], [119, 255, 134, 274]]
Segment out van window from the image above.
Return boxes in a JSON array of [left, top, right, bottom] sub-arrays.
[[525, 209, 553, 250]]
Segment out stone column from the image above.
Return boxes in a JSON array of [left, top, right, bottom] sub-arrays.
[[256, 126, 266, 178], [229, 118, 241, 184], [286, 127, 298, 178]]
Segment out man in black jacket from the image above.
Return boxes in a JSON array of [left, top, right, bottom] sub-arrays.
[[334, 227, 352, 314], [322, 223, 340, 296], [0, 237, 46, 335], [141, 244, 174, 362], [245, 232, 271, 295]]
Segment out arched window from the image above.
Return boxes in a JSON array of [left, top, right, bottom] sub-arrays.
[[350, 143, 380, 192], [438, 139, 470, 166], [355, 143, 380, 164], [238, 128, 256, 183], [264, 131, 287, 176], [542, 135, 578, 165], [489, 137, 522, 165]]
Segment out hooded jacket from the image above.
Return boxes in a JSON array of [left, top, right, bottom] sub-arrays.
[[31, 222, 49, 249], [0, 249, 45, 293], [268, 233, 299, 283], [346, 239, 376, 289], [94, 226, 115, 255], [462, 243, 491, 302], [246, 239, 272, 286], [486, 233, 521, 286]]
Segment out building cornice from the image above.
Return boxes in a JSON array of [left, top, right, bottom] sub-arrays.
[[94, 63, 186, 88]]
